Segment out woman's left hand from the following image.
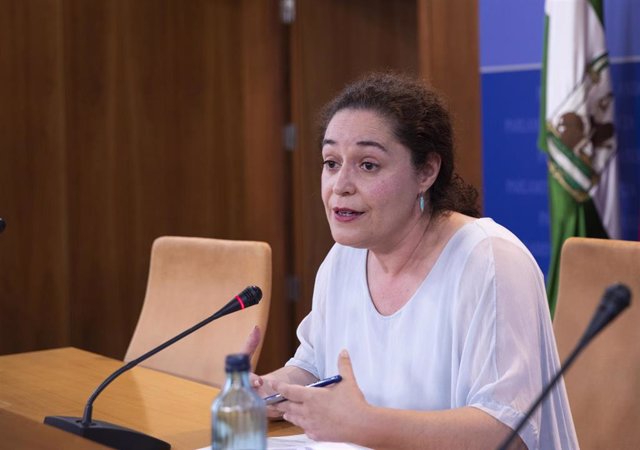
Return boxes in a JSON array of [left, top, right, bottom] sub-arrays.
[[272, 350, 370, 443]]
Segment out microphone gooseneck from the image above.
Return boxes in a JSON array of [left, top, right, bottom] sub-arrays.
[[80, 284, 262, 426], [497, 283, 632, 450], [44, 285, 263, 450]]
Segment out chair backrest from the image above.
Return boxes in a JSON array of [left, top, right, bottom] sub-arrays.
[[553, 237, 640, 449], [125, 236, 272, 387]]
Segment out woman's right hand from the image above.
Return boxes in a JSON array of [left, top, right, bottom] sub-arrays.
[[249, 373, 285, 419], [242, 325, 321, 420]]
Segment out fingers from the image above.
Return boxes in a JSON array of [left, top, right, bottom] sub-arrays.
[[271, 380, 300, 402], [241, 325, 261, 356], [272, 391, 301, 424], [266, 405, 285, 419], [269, 355, 361, 442], [249, 372, 263, 389], [337, 349, 356, 382], [257, 380, 283, 419]]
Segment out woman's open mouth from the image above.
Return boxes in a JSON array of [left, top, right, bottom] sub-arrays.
[[333, 208, 364, 222]]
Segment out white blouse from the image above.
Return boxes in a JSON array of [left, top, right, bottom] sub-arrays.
[[287, 218, 578, 450]]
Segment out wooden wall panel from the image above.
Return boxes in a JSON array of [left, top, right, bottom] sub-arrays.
[[418, 0, 483, 207], [63, 0, 133, 358], [62, 0, 248, 357], [0, 0, 70, 353], [239, 1, 291, 370], [0, 0, 289, 373], [62, 0, 289, 370], [290, 0, 419, 326]]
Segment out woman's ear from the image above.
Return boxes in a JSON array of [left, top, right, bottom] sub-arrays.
[[418, 152, 441, 192]]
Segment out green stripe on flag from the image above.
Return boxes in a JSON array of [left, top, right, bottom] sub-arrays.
[[546, 175, 608, 316], [588, 0, 604, 25], [547, 133, 596, 180], [550, 161, 590, 199], [588, 53, 609, 75]]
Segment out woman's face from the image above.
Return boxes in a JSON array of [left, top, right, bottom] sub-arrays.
[[321, 108, 438, 252]]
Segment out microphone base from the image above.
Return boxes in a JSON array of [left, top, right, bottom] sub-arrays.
[[44, 416, 171, 450]]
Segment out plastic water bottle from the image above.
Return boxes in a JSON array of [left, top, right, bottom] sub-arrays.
[[211, 353, 267, 450]]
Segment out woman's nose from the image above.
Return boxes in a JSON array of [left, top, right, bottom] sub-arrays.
[[332, 166, 355, 195]]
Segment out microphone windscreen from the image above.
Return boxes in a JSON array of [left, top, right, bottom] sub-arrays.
[[582, 283, 632, 345], [604, 283, 631, 313], [239, 285, 263, 307]]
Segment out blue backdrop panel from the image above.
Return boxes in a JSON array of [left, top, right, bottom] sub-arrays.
[[480, 0, 640, 278], [613, 62, 640, 240], [481, 70, 550, 273]]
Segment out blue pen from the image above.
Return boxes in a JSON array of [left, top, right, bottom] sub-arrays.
[[263, 374, 342, 405]]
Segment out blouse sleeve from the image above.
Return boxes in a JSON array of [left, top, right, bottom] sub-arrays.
[[456, 236, 551, 450]]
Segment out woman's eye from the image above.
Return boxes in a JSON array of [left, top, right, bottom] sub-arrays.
[[361, 162, 378, 171], [323, 160, 338, 169]]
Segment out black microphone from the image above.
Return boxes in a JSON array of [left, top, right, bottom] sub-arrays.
[[0, 218, 5, 233], [44, 285, 263, 450], [497, 283, 631, 450]]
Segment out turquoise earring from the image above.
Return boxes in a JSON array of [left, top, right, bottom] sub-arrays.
[[419, 192, 425, 213]]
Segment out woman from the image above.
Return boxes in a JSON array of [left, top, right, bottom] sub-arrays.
[[246, 73, 578, 449]]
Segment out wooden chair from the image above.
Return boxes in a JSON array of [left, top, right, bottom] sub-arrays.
[[553, 237, 640, 449], [125, 236, 272, 387]]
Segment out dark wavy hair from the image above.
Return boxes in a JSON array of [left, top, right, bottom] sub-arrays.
[[318, 72, 479, 218]]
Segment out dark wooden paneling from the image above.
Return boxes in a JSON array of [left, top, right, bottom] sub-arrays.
[[62, 0, 248, 357], [0, 0, 289, 373], [63, 0, 133, 358], [238, 1, 292, 371], [0, 0, 70, 353], [418, 0, 483, 207], [62, 0, 290, 367], [290, 0, 419, 326]]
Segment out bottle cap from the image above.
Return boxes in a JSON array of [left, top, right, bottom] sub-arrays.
[[225, 353, 250, 372]]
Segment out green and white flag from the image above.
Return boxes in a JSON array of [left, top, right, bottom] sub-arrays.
[[539, 0, 620, 316]]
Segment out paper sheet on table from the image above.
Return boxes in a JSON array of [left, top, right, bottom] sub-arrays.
[[267, 433, 371, 449], [197, 434, 371, 449]]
